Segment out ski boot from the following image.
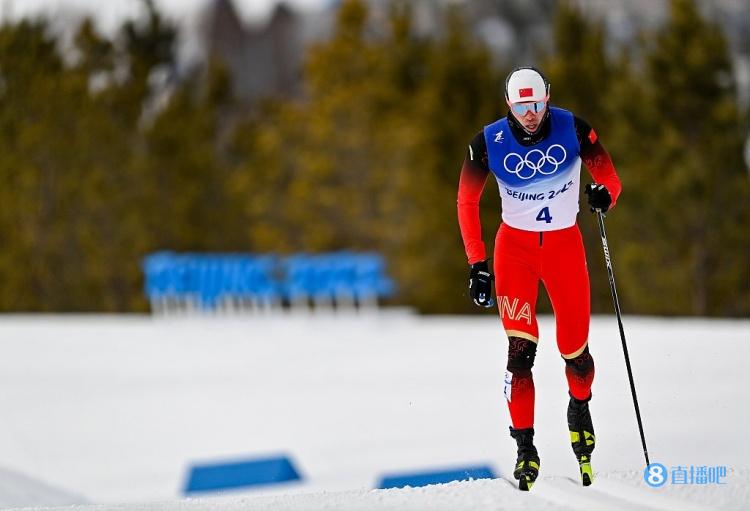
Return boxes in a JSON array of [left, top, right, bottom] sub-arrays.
[[510, 427, 540, 491], [568, 393, 595, 486]]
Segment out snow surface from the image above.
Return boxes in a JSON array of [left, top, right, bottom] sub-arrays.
[[11, 470, 750, 511], [0, 466, 86, 508], [0, 313, 747, 510]]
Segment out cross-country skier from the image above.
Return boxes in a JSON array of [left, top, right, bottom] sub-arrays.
[[456, 66, 622, 491]]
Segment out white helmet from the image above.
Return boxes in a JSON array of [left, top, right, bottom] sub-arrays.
[[505, 67, 550, 104]]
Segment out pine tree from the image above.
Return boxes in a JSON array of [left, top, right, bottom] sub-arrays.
[[543, 1, 611, 125], [227, 0, 506, 312], [401, 6, 504, 313], [0, 20, 65, 309], [613, 0, 750, 315]]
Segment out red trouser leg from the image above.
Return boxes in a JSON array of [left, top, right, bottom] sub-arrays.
[[494, 225, 540, 429], [540, 225, 594, 400]]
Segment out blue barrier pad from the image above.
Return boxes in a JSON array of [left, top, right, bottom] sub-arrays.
[[377, 465, 496, 489], [184, 455, 302, 494]]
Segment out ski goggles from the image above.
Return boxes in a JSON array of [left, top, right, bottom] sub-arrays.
[[510, 101, 546, 115]]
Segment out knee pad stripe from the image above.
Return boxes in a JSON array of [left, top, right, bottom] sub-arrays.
[[505, 330, 538, 343], [562, 341, 588, 359]]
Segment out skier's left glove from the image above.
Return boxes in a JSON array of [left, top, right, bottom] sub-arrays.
[[469, 260, 495, 308], [585, 183, 612, 213]]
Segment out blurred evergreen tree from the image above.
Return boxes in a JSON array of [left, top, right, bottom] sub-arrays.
[[71, 0, 181, 311], [138, 60, 235, 255], [403, 6, 505, 313], [229, 0, 392, 254], [543, 1, 611, 125], [229, 0, 505, 313], [0, 1, 212, 311], [0, 20, 66, 309], [0, 0, 746, 315], [612, 0, 750, 315]]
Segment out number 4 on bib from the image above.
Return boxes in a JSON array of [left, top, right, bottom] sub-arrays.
[[536, 207, 552, 224]]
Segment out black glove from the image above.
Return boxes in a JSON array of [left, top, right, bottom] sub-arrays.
[[469, 260, 495, 308], [585, 183, 612, 213]]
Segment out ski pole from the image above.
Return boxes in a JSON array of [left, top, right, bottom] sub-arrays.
[[595, 210, 650, 466]]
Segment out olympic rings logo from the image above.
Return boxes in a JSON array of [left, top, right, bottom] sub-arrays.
[[502, 144, 567, 180]]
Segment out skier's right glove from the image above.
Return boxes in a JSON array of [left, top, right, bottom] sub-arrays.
[[469, 260, 495, 308], [585, 183, 612, 213]]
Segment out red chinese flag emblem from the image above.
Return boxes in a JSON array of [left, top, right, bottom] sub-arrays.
[[519, 88, 534, 98], [588, 128, 598, 144]]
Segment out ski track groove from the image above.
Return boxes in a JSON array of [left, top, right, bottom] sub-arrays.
[[593, 476, 719, 511], [489, 477, 582, 511], [527, 475, 666, 511]]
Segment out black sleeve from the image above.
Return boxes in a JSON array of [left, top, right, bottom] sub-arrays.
[[574, 115, 616, 166], [466, 130, 490, 172], [574, 116, 597, 152]]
